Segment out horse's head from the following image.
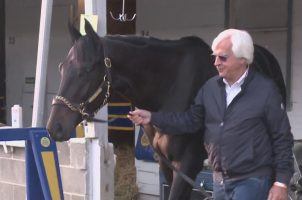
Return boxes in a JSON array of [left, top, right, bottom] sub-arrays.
[[47, 20, 110, 141]]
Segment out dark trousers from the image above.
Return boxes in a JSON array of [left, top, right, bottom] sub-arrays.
[[213, 176, 272, 200]]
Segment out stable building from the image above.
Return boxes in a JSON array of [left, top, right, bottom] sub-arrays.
[[0, 0, 301, 199]]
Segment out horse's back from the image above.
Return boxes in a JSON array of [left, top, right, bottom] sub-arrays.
[[253, 45, 286, 105], [108, 35, 216, 111], [154, 37, 216, 111]]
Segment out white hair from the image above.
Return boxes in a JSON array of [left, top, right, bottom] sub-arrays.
[[211, 29, 254, 64]]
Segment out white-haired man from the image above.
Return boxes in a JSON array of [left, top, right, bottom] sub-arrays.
[[128, 29, 293, 200]]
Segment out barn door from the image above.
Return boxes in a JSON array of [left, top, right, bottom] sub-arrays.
[[0, 0, 5, 124]]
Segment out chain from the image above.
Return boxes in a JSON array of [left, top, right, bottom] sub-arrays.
[[53, 57, 112, 120], [55, 96, 80, 112], [54, 96, 90, 117], [103, 80, 111, 106]]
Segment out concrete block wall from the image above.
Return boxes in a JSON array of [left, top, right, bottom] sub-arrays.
[[0, 147, 26, 200], [0, 141, 89, 200], [57, 141, 88, 200]]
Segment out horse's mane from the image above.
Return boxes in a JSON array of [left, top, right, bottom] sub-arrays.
[[74, 32, 286, 111], [105, 35, 209, 49]]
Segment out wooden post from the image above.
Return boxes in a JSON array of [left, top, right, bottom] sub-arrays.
[[83, 1, 115, 200], [32, 0, 53, 127]]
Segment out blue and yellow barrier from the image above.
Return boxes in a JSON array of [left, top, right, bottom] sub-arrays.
[[0, 101, 133, 199], [108, 102, 134, 131], [0, 128, 64, 200]]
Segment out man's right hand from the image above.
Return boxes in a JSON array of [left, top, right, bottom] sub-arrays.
[[127, 109, 152, 125]]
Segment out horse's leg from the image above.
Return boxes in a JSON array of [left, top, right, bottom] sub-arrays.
[[142, 125, 175, 190], [168, 163, 196, 199], [142, 124, 156, 143], [159, 158, 173, 184], [168, 140, 204, 200]]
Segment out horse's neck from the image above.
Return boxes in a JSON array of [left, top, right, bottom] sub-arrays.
[[104, 38, 174, 110], [103, 36, 215, 112]]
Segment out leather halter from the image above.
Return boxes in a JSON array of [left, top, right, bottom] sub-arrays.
[[52, 57, 112, 121]]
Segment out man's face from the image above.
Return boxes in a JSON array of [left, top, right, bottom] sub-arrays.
[[212, 38, 247, 84]]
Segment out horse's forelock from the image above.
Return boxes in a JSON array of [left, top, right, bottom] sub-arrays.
[[69, 36, 102, 72]]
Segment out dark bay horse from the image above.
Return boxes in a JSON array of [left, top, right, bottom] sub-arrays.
[[47, 20, 286, 199]]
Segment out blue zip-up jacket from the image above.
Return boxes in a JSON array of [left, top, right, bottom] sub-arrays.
[[151, 67, 294, 185]]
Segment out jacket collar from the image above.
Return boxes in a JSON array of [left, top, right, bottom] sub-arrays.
[[217, 66, 255, 91], [214, 67, 256, 113]]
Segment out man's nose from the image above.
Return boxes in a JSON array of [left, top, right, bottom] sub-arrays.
[[214, 56, 221, 66]]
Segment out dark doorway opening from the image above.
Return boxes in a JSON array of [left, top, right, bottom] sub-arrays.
[[107, 0, 136, 35], [106, 0, 136, 142], [106, 0, 136, 139], [106, 2, 137, 198]]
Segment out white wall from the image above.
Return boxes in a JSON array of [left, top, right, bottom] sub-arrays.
[[136, 0, 225, 44], [288, 0, 302, 139], [5, 0, 72, 127], [136, 0, 302, 139], [229, 0, 288, 92], [136, 0, 289, 80], [6, 1, 40, 127]]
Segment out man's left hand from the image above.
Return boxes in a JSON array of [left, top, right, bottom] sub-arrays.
[[267, 184, 287, 200]]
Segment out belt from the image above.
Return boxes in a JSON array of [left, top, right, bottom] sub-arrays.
[[213, 166, 272, 183]]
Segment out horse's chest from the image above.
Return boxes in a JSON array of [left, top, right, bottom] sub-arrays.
[[153, 132, 190, 161], [153, 132, 169, 156]]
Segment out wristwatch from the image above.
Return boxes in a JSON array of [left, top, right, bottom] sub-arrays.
[[273, 181, 287, 189]]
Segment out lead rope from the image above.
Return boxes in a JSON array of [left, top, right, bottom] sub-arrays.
[[140, 125, 213, 199]]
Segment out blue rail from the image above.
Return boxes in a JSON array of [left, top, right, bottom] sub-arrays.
[[0, 127, 44, 141], [0, 128, 64, 200]]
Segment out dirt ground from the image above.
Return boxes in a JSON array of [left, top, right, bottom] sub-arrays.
[[110, 131, 139, 200]]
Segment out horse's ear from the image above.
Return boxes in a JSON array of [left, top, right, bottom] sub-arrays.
[[68, 21, 82, 43], [84, 19, 99, 41]]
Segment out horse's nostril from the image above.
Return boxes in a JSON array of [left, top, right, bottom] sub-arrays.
[[47, 122, 66, 141]]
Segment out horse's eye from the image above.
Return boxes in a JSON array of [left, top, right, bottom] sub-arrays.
[[84, 63, 93, 72], [77, 69, 87, 78]]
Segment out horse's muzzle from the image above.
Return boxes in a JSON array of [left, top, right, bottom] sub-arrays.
[[46, 121, 70, 141]]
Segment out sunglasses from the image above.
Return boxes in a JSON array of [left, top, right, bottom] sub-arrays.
[[212, 54, 229, 62]]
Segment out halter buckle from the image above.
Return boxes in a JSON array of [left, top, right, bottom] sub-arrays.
[[104, 57, 112, 68]]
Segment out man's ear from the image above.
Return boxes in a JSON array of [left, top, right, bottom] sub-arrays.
[[240, 58, 248, 66]]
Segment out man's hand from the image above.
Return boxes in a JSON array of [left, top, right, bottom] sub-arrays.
[[127, 109, 152, 125], [267, 184, 287, 200]]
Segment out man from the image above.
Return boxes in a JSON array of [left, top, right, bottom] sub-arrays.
[[128, 29, 293, 200]]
